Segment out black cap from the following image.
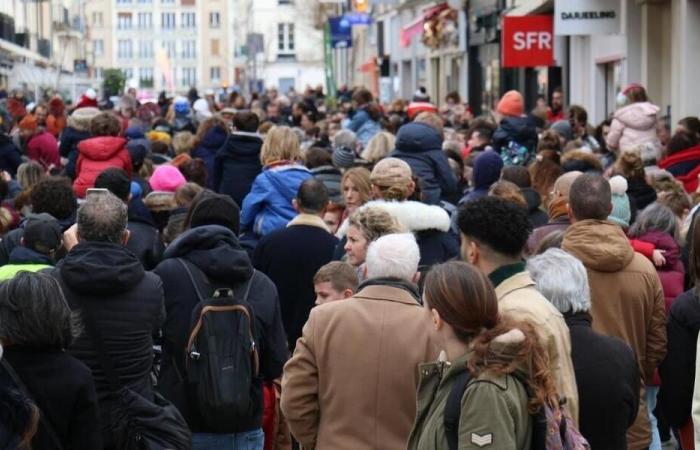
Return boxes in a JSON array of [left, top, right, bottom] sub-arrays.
[[188, 191, 240, 234], [23, 214, 63, 254]]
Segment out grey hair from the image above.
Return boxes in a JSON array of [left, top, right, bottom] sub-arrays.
[[333, 129, 357, 150], [0, 272, 80, 348], [365, 233, 420, 281], [628, 202, 679, 240], [527, 248, 591, 314], [77, 191, 128, 244]]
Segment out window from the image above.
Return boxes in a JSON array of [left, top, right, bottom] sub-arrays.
[[138, 0, 152, 3], [161, 12, 176, 29], [161, 0, 175, 3], [277, 23, 295, 55], [117, 13, 133, 30], [211, 39, 220, 55], [182, 40, 196, 58], [137, 13, 153, 29], [181, 12, 196, 28], [93, 39, 104, 56], [123, 68, 134, 80], [209, 12, 220, 28], [92, 12, 103, 26], [94, 67, 104, 79], [117, 39, 133, 58], [162, 41, 176, 59], [278, 0, 293, 4], [138, 40, 154, 58], [182, 67, 196, 87], [210, 67, 221, 82], [139, 67, 154, 87], [116, 0, 132, 4]]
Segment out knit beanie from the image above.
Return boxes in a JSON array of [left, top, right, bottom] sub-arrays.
[[188, 190, 241, 234], [370, 157, 413, 188], [551, 120, 574, 142], [472, 150, 504, 189], [126, 138, 150, 166], [496, 90, 524, 117], [149, 165, 186, 193], [332, 146, 356, 169], [608, 175, 631, 228]]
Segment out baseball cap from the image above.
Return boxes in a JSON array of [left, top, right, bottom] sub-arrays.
[[23, 214, 63, 254]]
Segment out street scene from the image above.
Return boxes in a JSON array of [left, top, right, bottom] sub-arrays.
[[0, 0, 698, 449]]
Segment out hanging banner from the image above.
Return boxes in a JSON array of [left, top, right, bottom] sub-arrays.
[[502, 15, 554, 68], [555, 0, 621, 35], [329, 16, 352, 48], [343, 12, 372, 26]]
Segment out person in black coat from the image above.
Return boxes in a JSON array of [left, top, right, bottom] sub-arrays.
[[501, 165, 549, 228], [59, 107, 99, 180], [51, 192, 163, 448], [253, 179, 338, 350], [213, 112, 263, 207], [0, 272, 102, 450], [0, 132, 21, 176], [528, 249, 640, 450], [154, 190, 287, 437]]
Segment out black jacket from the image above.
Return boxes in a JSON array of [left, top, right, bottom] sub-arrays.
[[213, 132, 263, 207], [0, 347, 102, 449], [521, 187, 549, 228], [0, 134, 21, 176], [252, 218, 338, 349], [492, 116, 538, 154], [51, 241, 163, 445], [627, 177, 657, 218], [127, 198, 164, 270], [0, 212, 75, 266], [154, 225, 288, 432], [566, 313, 640, 450], [58, 126, 91, 180], [658, 288, 700, 427]]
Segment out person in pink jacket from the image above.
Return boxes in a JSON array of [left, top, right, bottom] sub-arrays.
[[606, 84, 661, 164]]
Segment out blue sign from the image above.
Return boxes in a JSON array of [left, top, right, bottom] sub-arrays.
[[342, 12, 372, 26], [329, 16, 353, 48]]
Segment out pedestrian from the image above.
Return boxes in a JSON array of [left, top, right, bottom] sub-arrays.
[[0, 128, 21, 177], [282, 233, 440, 449], [0, 215, 62, 280], [59, 107, 100, 180], [306, 147, 342, 204], [46, 97, 66, 138], [659, 129, 700, 192], [18, 115, 60, 172], [492, 90, 538, 164], [342, 88, 381, 147], [501, 165, 549, 227], [613, 149, 657, 212], [607, 84, 661, 163], [313, 261, 358, 305], [547, 87, 565, 124], [191, 117, 228, 189], [458, 150, 503, 204]]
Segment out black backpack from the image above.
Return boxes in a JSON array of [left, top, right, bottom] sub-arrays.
[[179, 259, 259, 433]]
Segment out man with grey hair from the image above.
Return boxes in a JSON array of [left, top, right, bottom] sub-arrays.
[[331, 129, 358, 169], [52, 191, 165, 448], [528, 249, 641, 450], [282, 233, 438, 449]]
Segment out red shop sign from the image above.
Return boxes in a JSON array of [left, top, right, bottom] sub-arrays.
[[502, 15, 554, 68]]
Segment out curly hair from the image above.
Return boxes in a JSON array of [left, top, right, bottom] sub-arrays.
[[613, 150, 645, 180], [348, 206, 404, 243], [30, 176, 77, 221], [457, 197, 532, 257]]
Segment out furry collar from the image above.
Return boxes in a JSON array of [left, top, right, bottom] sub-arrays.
[[288, 213, 330, 233], [336, 200, 451, 238]]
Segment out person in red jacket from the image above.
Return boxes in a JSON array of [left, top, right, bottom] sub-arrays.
[[18, 115, 61, 171], [73, 113, 132, 198]]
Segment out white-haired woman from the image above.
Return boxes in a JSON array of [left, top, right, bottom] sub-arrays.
[[527, 248, 640, 450]]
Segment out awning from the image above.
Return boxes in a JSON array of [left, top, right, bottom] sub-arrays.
[[506, 0, 553, 16], [399, 2, 451, 48]]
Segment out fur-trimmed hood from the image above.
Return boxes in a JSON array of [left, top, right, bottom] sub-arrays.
[[67, 106, 100, 132], [336, 200, 451, 238]]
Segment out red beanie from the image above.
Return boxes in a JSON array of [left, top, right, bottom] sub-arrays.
[[497, 90, 524, 117]]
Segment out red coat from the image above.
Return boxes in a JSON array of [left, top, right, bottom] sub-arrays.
[[27, 131, 60, 171], [658, 144, 700, 193], [73, 136, 132, 198]]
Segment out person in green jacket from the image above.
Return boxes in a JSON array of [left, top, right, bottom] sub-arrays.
[[0, 214, 62, 280], [407, 261, 559, 450]]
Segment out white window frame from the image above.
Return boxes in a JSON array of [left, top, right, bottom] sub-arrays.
[[277, 23, 295, 55]]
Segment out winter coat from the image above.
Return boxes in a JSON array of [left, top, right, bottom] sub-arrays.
[[343, 107, 380, 147], [191, 126, 228, 189], [562, 220, 667, 450], [281, 281, 440, 450], [253, 214, 337, 350], [659, 144, 700, 193], [526, 215, 570, 255], [0, 246, 53, 280], [561, 150, 603, 174], [26, 131, 60, 170], [521, 187, 548, 228], [407, 353, 531, 450], [213, 131, 263, 207], [310, 165, 342, 204], [59, 126, 91, 180], [126, 198, 164, 270], [74, 136, 132, 198], [0, 133, 21, 176], [492, 116, 538, 154], [154, 225, 288, 432], [240, 163, 313, 237], [0, 347, 102, 449], [633, 230, 685, 311], [390, 122, 458, 205], [566, 312, 640, 450], [51, 241, 163, 447], [458, 150, 503, 205], [0, 212, 75, 266], [627, 177, 657, 213], [606, 102, 660, 154]]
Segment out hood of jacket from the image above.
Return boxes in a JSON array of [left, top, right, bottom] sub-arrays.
[[561, 150, 603, 173], [614, 102, 660, 130], [394, 121, 443, 153], [336, 199, 450, 238], [8, 246, 52, 265], [128, 198, 156, 226], [224, 132, 263, 158], [562, 220, 634, 272], [634, 230, 680, 270], [163, 224, 253, 282], [472, 151, 504, 189], [263, 164, 311, 201], [497, 116, 536, 142], [77, 136, 127, 161], [58, 241, 145, 294], [520, 187, 542, 214], [199, 126, 228, 150]]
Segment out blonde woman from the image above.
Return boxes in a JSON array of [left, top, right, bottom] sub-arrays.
[[360, 131, 396, 164], [240, 126, 313, 237]]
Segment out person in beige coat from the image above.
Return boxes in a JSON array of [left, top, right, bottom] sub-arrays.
[[561, 173, 667, 450], [457, 196, 579, 423], [281, 233, 440, 449]]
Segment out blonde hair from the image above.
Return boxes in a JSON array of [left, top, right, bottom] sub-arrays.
[[260, 126, 301, 166], [361, 131, 396, 163], [172, 131, 196, 155], [348, 206, 404, 243], [414, 111, 445, 137], [341, 167, 372, 205]]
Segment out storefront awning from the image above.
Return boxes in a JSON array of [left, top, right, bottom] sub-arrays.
[[399, 2, 450, 48], [506, 0, 553, 16]]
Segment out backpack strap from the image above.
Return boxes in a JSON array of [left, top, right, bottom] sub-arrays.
[[444, 370, 472, 450], [177, 258, 257, 302], [511, 371, 547, 450]]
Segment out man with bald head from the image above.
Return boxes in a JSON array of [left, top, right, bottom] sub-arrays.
[[526, 170, 583, 254]]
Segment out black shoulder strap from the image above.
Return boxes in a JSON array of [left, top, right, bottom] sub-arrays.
[[511, 371, 547, 450], [1, 359, 64, 450], [177, 258, 257, 304], [444, 370, 472, 450]]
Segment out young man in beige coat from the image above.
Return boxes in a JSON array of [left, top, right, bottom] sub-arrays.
[[281, 233, 440, 449]]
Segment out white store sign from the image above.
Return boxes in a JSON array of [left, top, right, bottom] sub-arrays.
[[555, 0, 621, 36]]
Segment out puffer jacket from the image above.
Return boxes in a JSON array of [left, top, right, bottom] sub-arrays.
[[240, 162, 313, 237], [191, 126, 228, 189], [659, 144, 700, 193], [492, 116, 538, 154], [74, 136, 132, 198], [633, 230, 685, 311], [213, 131, 263, 207], [562, 220, 667, 450], [606, 102, 660, 154], [390, 122, 458, 205], [343, 107, 380, 147]]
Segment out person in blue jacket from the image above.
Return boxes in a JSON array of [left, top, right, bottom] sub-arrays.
[[390, 115, 458, 205], [240, 126, 312, 238], [191, 117, 229, 189], [342, 88, 381, 148]]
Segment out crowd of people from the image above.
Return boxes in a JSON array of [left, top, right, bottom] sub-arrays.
[[0, 80, 699, 450]]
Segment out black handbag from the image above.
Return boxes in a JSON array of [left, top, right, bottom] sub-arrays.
[[79, 301, 191, 450]]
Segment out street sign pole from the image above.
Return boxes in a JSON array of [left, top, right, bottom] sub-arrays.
[[324, 22, 337, 99]]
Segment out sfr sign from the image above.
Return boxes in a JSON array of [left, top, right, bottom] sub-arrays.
[[502, 16, 554, 68]]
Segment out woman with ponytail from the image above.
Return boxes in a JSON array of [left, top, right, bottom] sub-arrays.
[[408, 260, 559, 450]]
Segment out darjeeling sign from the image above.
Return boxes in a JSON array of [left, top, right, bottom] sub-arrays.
[[554, 0, 621, 36]]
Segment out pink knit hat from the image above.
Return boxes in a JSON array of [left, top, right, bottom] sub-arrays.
[[149, 165, 186, 193]]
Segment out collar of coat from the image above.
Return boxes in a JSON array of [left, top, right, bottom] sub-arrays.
[[287, 213, 330, 233], [493, 270, 537, 300], [488, 262, 526, 289], [354, 279, 422, 305]]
